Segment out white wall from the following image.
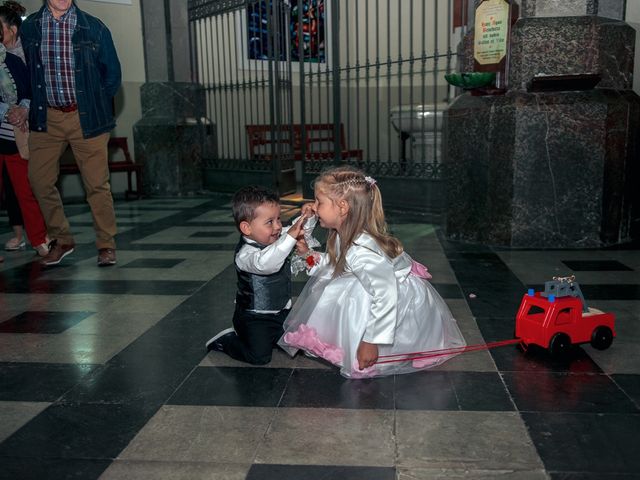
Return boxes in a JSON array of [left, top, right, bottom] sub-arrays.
[[21, 0, 145, 198]]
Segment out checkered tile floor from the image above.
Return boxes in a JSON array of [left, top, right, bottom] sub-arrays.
[[0, 197, 638, 480]]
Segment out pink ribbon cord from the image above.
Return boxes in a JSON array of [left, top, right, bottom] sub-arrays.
[[374, 339, 522, 365]]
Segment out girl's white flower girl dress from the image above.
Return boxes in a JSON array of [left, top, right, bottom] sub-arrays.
[[279, 232, 466, 378]]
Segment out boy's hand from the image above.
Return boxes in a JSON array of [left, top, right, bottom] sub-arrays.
[[356, 341, 379, 370], [287, 215, 307, 240]]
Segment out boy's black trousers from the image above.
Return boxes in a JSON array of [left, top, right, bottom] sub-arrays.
[[222, 305, 290, 365]]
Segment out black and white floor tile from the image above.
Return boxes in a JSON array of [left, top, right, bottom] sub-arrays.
[[0, 196, 638, 479]]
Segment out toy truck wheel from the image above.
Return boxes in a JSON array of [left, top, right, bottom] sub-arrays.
[[590, 326, 613, 350], [549, 333, 571, 357]]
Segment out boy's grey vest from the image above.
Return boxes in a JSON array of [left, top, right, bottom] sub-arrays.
[[235, 237, 291, 311]]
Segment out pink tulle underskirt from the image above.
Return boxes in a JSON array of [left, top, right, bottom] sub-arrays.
[[283, 324, 344, 364], [283, 324, 380, 377], [284, 324, 445, 377]]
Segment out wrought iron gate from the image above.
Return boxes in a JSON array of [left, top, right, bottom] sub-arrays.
[[188, 0, 458, 213], [188, 0, 297, 195]]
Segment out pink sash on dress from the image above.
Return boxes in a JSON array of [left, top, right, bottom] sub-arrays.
[[410, 260, 432, 280]]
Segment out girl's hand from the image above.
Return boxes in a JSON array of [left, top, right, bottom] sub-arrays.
[[7, 106, 28, 130], [356, 341, 379, 370], [301, 202, 316, 218], [295, 238, 309, 255]]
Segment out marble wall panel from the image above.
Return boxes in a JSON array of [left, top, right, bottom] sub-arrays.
[[509, 17, 635, 91], [522, 0, 590, 17], [140, 82, 206, 120], [444, 94, 516, 245], [444, 90, 640, 247], [521, 0, 624, 19], [597, 0, 627, 20], [458, 31, 475, 74], [600, 90, 640, 244], [134, 82, 214, 196], [141, 0, 169, 82], [134, 119, 207, 196], [510, 93, 607, 247]]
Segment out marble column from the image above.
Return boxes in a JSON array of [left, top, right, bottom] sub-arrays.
[[134, 83, 214, 196], [133, 0, 211, 196], [444, 0, 640, 247]]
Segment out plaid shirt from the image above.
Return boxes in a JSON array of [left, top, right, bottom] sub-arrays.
[[41, 5, 77, 107]]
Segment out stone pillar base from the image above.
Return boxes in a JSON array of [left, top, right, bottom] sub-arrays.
[[133, 82, 215, 196], [444, 89, 640, 248]]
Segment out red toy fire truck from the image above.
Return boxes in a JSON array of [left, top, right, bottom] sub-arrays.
[[515, 276, 616, 356]]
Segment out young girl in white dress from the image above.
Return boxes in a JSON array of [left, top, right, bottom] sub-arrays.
[[279, 166, 466, 378]]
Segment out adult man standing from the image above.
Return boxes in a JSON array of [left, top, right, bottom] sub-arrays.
[[21, 0, 121, 266]]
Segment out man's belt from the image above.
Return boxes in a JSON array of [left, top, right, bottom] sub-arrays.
[[48, 104, 77, 112]]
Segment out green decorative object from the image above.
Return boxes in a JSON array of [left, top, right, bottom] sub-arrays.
[[445, 72, 496, 89]]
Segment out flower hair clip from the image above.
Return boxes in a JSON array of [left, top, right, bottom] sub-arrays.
[[364, 176, 377, 187]]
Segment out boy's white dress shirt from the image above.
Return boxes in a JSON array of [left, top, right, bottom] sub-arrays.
[[235, 215, 317, 313]]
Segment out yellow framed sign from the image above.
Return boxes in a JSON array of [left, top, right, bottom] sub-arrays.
[[474, 0, 510, 69]]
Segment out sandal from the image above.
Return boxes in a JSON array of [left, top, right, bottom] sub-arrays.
[[5, 237, 26, 251]]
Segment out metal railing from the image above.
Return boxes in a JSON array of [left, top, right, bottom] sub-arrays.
[[188, 0, 459, 206]]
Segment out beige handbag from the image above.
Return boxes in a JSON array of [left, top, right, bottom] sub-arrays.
[[13, 122, 29, 159]]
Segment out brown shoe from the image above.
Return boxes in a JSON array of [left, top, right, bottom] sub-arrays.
[[97, 248, 116, 267], [40, 240, 75, 266]]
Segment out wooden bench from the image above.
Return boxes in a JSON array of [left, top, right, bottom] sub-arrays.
[[59, 137, 143, 200], [246, 124, 363, 162]]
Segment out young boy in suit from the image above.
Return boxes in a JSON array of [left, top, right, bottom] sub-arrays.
[[205, 185, 311, 364]]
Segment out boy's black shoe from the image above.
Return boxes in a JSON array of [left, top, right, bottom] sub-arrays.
[[205, 327, 236, 352]]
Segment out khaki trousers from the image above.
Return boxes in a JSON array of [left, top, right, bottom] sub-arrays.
[[28, 108, 117, 249]]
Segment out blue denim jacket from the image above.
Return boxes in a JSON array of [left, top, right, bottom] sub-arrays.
[[20, 5, 121, 138]]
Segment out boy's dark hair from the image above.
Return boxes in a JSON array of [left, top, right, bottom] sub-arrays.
[[232, 185, 280, 229]]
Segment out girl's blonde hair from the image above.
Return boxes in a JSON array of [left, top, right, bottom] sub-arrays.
[[314, 166, 403, 275]]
